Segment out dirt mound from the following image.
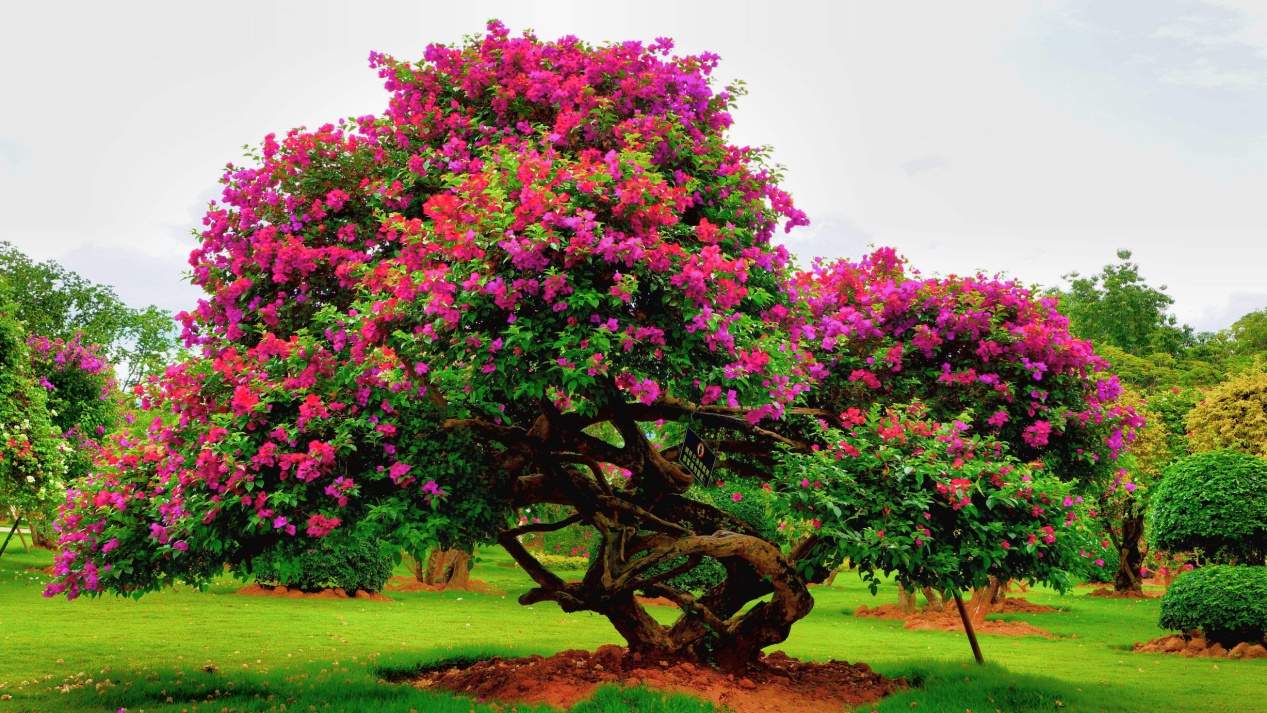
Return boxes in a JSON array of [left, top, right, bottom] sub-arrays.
[[236, 583, 392, 601], [1087, 587, 1159, 599], [1135, 633, 1267, 659], [997, 597, 1060, 613], [409, 646, 901, 713], [853, 603, 1053, 637], [384, 575, 503, 595]]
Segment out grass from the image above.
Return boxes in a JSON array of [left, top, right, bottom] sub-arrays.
[[0, 545, 1263, 713]]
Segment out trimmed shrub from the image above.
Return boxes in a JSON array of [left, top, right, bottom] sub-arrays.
[[1148, 450, 1267, 564], [1186, 372, 1267, 458], [1159, 565, 1267, 645], [252, 535, 394, 593]]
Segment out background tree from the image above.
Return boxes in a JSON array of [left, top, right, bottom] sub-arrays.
[[46, 24, 1133, 672], [27, 334, 123, 481], [0, 242, 177, 387], [1185, 372, 1267, 458], [1228, 308, 1267, 356], [1054, 250, 1192, 358], [0, 294, 65, 555]]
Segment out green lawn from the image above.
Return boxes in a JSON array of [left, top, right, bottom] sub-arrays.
[[1, 545, 1263, 713]]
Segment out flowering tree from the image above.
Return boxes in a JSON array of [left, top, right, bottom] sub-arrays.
[[0, 299, 65, 556], [18, 334, 122, 546], [46, 24, 1132, 671], [1095, 390, 1169, 593]]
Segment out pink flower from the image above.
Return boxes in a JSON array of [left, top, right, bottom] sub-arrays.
[[731, 492, 743, 503]]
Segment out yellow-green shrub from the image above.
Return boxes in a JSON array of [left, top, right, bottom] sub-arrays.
[[1186, 372, 1267, 457]]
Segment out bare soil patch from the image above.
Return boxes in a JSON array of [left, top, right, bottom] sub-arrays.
[[1134, 633, 1267, 659], [384, 575, 503, 595], [853, 602, 1054, 637], [409, 646, 901, 713], [236, 583, 392, 601], [1087, 587, 1160, 599]]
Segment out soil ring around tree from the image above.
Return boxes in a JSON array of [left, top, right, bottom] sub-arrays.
[[383, 575, 504, 595], [236, 583, 393, 601], [1086, 587, 1161, 599], [853, 602, 1055, 638], [405, 646, 902, 713], [1134, 633, 1267, 659]]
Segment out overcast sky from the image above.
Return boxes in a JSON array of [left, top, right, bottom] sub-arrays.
[[2, 1, 1265, 330]]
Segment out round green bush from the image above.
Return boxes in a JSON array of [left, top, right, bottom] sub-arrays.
[[1159, 565, 1267, 645], [1148, 450, 1267, 564], [252, 535, 394, 593]]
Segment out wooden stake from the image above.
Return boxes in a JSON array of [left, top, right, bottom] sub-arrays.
[[0, 516, 21, 559], [953, 591, 985, 665]]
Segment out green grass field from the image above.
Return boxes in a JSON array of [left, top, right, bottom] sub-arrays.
[[1, 544, 1263, 713]]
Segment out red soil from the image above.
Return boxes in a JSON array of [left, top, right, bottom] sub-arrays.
[[1134, 633, 1267, 659], [383, 575, 503, 595], [235, 583, 392, 601], [410, 646, 901, 713], [853, 601, 1055, 638], [1087, 587, 1160, 599]]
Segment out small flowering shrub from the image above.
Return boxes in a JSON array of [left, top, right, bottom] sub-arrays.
[[1185, 372, 1267, 458], [1148, 451, 1267, 565], [251, 534, 394, 593], [1159, 565, 1267, 645], [775, 404, 1108, 596]]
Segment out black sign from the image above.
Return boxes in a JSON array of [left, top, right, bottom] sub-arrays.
[[678, 429, 717, 481]]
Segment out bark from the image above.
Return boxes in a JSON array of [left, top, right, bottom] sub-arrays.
[[420, 548, 471, 589], [1113, 513, 1145, 594], [898, 586, 918, 615], [965, 577, 1006, 626], [24, 511, 54, 549]]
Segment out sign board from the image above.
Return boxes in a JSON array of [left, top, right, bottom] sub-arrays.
[[678, 429, 717, 481]]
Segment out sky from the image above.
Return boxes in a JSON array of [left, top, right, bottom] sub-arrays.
[[2, 0, 1265, 331]]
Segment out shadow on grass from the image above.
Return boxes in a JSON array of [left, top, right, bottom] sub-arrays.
[[863, 660, 1134, 713], [60, 646, 717, 713]]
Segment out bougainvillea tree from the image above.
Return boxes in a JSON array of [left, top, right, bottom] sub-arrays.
[[47, 24, 1134, 671], [1095, 390, 1169, 593], [27, 335, 121, 479], [0, 298, 65, 556]]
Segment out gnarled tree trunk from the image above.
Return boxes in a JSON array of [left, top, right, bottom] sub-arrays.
[[451, 388, 822, 673], [423, 548, 472, 589], [1113, 513, 1145, 594]]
